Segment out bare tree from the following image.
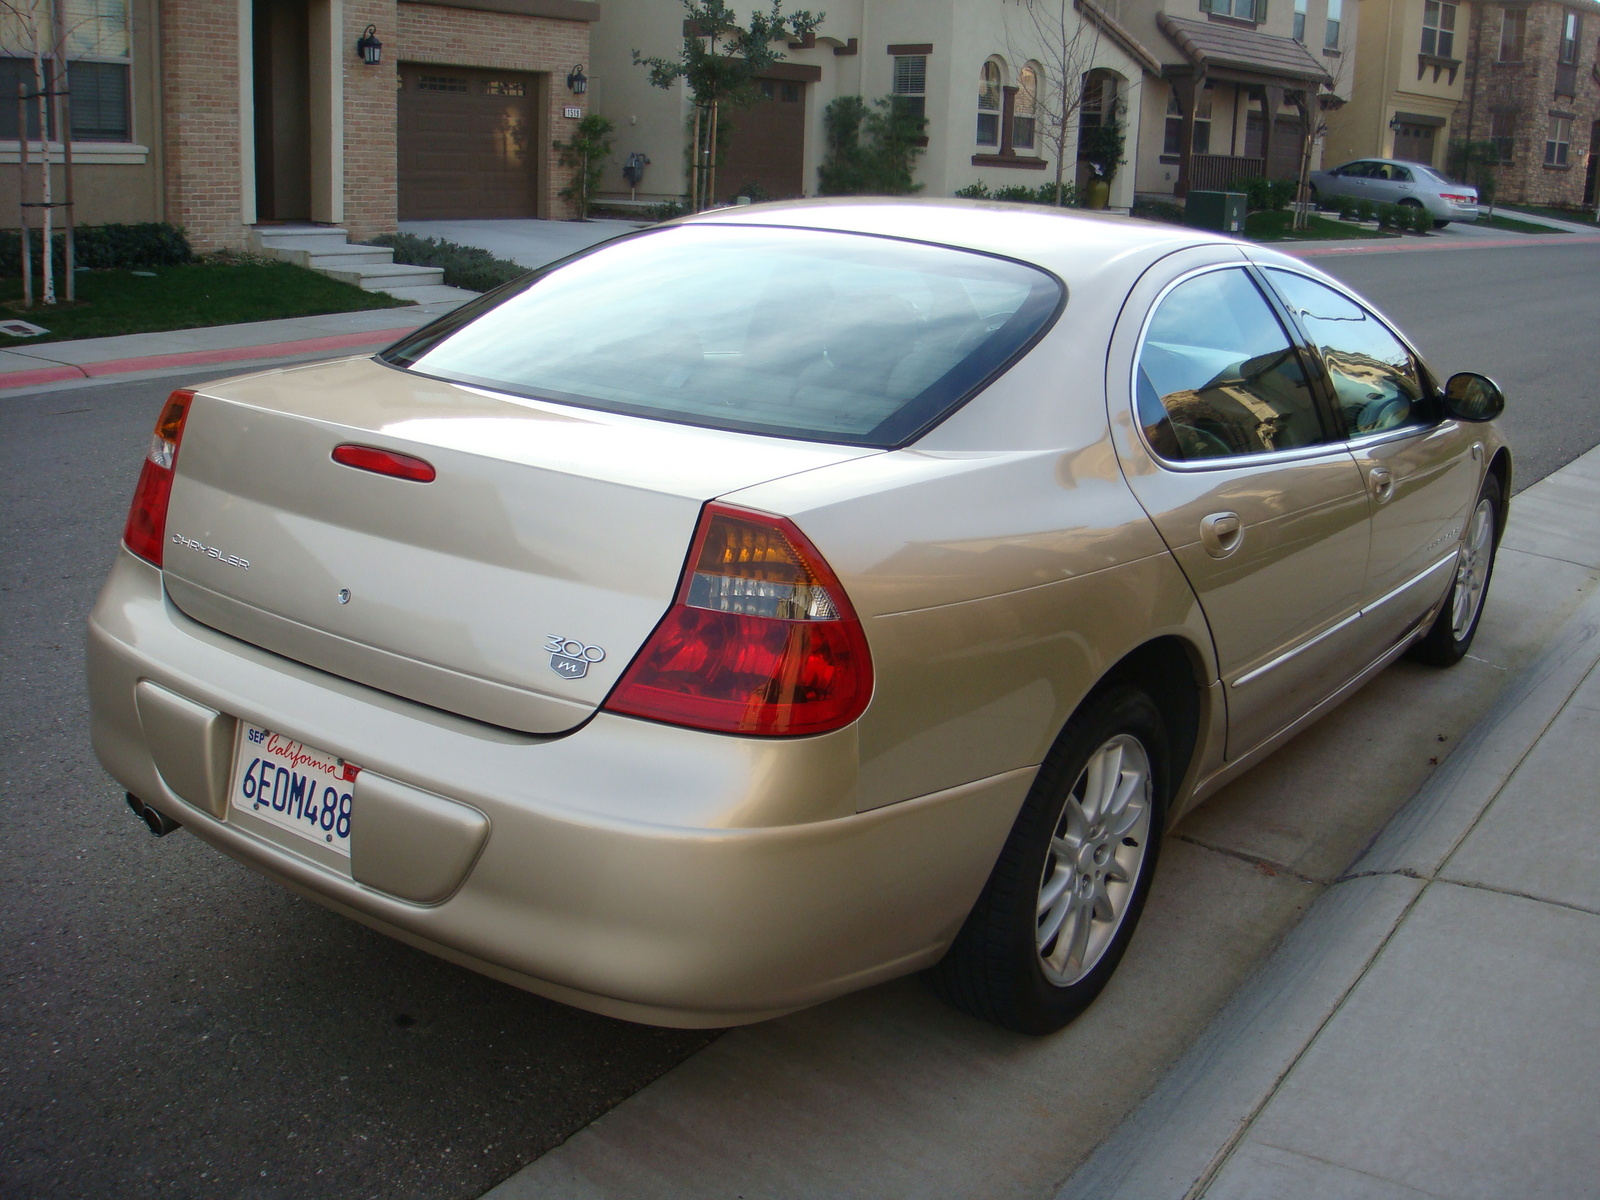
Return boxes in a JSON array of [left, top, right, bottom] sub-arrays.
[[1004, 0, 1106, 205], [1291, 54, 1347, 231], [1, 0, 93, 305]]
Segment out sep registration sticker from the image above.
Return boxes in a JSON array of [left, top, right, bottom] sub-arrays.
[[229, 724, 359, 856]]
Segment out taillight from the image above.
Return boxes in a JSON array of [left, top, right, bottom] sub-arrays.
[[122, 389, 195, 567], [603, 504, 874, 736], [1440, 193, 1474, 203]]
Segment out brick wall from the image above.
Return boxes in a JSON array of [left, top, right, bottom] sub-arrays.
[[161, 0, 246, 250], [344, 0, 399, 239], [1455, 1, 1600, 206], [395, 2, 591, 219]]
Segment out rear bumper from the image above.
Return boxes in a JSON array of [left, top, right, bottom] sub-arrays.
[[88, 551, 1030, 1026]]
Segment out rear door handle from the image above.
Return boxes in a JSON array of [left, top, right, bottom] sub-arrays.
[[1369, 466, 1395, 503], [1199, 512, 1243, 558]]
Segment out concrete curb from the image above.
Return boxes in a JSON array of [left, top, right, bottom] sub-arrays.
[[1055, 453, 1600, 1200]]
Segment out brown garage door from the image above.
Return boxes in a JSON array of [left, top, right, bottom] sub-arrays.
[[399, 65, 542, 220], [717, 78, 807, 203]]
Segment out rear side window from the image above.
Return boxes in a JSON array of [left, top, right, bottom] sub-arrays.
[[1136, 268, 1328, 462], [380, 225, 1062, 448]]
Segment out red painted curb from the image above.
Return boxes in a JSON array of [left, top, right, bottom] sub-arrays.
[[1292, 233, 1600, 257], [0, 325, 420, 392]]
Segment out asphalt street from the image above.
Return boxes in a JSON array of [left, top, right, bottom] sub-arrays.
[[2, 238, 1598, 1200]]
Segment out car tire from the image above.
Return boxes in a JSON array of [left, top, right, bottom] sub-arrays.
[[1407, 473, 1502, 667], [1433, 219, 1450, 229], [927, 682, 1168, 1034], [1309, 184, 1320, 207]]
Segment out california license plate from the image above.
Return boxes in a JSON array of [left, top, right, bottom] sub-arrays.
[[228, 724, 359, 856]]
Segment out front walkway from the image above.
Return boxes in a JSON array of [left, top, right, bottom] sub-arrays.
[[396, 218, 644, 270]]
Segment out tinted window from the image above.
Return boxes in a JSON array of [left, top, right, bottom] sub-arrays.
[[1266, 269, 1428, 436], [381, 225, 1061, 448], [1390, 166, 1413, 182], [1137, 268, 1327, 462]]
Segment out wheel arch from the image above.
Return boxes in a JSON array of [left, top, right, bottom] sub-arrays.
[[1088, 634, 1208, 820], [1486, 447, 1512, 539]]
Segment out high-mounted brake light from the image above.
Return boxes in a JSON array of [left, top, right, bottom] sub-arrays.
[[603, 504, 874, 736], [122, 389, 195, 567], [332, 443, 437, 483]]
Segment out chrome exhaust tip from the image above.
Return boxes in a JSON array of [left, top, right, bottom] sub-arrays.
[[125, 792, 182, 837]]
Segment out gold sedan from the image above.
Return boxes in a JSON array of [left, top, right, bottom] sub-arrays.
[[88, 200, 1508, 1033]]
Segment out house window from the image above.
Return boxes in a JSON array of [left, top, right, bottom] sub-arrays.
[[1422, 2, 1456, 57], [1293, 0, 1307, 42], [418, 75, 469, 92], [1545, 114, 1572, 166], [485, 80, 525, 97], [1498, 7, 1525, 61], [1558, 10, 1580, 63], [0, 0, 133, 142], [1203, 0, 1263, 22], [1490, 111, 1515, 163], [1193, 85, 1214, 154], [892, 54, 926, 124], [1325, 0, 1343, 49], [1014, 64, 1038, 150], [1164, 90, 1184, 155], [977, 60, 1002, 146]]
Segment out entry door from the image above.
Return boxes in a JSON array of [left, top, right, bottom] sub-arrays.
[[398, 66, 541, 219], [717, 77, 807, 202], [1264, 269, 1480, 645], [1121, 265, 1372, 758]]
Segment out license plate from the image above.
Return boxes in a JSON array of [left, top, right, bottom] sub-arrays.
[[229, 723, 359, 856]]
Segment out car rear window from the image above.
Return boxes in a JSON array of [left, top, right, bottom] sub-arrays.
[[379, 224, 1063, 448]]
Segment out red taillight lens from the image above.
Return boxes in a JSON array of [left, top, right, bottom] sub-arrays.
[[603, 505, 874, 736], [331, 443, 437, 482], [122, 389, 195, 566], [1440, 193, 1474, 203]]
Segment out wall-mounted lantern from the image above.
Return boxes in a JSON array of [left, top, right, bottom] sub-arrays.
[[1388, 114, 1403, 133], [566, 64, 588, 95], [356, 25, 383, 66]]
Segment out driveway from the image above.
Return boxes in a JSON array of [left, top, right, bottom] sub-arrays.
[[396, 218, 646, 270]]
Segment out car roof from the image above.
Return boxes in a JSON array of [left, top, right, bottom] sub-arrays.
[[682, 197, 1240, 294]]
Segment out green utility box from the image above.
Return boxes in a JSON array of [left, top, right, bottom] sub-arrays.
[[1185, 190, 1248, 234]]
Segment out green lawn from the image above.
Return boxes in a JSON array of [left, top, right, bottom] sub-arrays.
[[1497, 202, 1598, 227], [1245, 210, 1400, 242], [0, 260, 408, 346], [1473, 212, 1568, 234]]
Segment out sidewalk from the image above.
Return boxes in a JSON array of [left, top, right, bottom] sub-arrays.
[[1061, 447, 1600, 1200], [0, 299, 464, 391], [477, 439, 1600, 1198]]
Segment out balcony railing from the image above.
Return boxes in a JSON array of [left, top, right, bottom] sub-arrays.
[[1190, 154, 1265, 192]]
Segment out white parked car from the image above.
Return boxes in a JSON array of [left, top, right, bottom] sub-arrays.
[[1310, 159, 1479, 227]]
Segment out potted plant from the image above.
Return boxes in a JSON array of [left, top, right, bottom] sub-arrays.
[[1078, 114, 1125, 210]]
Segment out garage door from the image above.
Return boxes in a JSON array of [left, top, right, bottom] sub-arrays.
[[399, 65, 541, 220]]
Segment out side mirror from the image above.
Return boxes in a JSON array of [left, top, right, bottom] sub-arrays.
[[1442, 372, 1505, 422]]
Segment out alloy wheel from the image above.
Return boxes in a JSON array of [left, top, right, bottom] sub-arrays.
[[1451, 497, 1495, 640], [1035, 733, 1153, 986]]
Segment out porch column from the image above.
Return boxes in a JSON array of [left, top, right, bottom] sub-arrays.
[[1261, 84, 1285, 180], [308, 0, 345, 225], [1171, 74, 1197, 198]]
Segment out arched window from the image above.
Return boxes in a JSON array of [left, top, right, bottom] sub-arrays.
[[977, 60, 1003, 145], [1014, 64, 1039, 150]]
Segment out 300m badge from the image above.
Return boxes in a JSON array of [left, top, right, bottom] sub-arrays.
[[545, 635, 605, 680]]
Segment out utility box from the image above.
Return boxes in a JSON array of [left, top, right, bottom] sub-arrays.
[[1185, 190, 1248, 234]]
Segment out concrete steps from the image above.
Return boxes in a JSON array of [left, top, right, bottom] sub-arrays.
[[248, 225, 479, 305]]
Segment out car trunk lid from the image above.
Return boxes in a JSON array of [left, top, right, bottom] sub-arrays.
[[160, 356, 875, 733]]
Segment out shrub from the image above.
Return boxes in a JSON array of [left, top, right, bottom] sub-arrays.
[[1408, 203, 1434, 234], [1375, 202, 1404, 230], [366, 234, 527, 292], [555, 114, 616, 220], [817, 94, 926, 195], [1131, 198, 1186, 225], [645, 199, 690, 222], [1335, 194, 1358, 219], [1230, 177, 1297, 213], [1353, 198, 1377, 223], [953, 180, 1079, 207], [0, 221, 192, 278]]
